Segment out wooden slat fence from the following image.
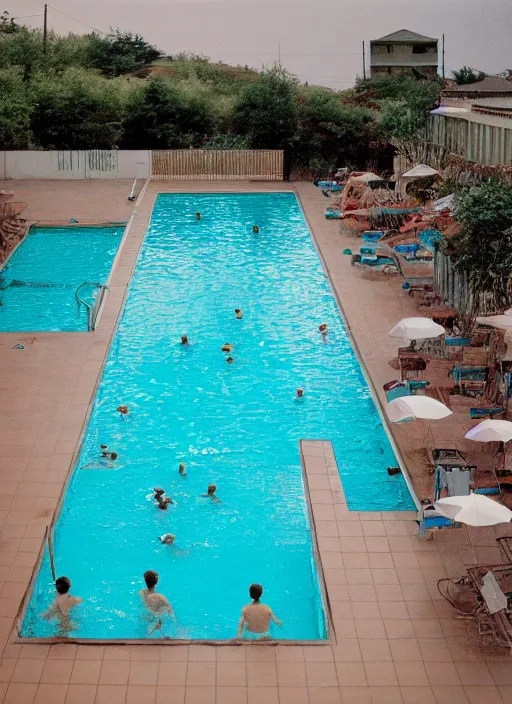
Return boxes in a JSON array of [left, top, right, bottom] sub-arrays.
[[151, 150, 283, 181]]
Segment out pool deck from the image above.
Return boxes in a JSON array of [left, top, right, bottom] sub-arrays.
[[0, 179, 510, 704]]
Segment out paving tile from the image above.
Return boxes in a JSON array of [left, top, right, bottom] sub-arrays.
[[40, 659, 73, 684], [246, 662, 277, 687], [431, 685, 470, 704], [157, 662, 187, 687], [369, 687, 403, 704], [126, 685, 156, 704], [364, 662, 398, 687], [95, 684, 127, 704], [246, 687, 279, 704], [64, 684, 97, 704], [155, 685, 186, 703], [464, 686, 504, 704], [216, 686, 248, 704], [339, 686, 371, 704], [70, 660, 101, 686], [400, 686, 436, 704], [99, 661, 130, 686], [4, 682, 38, 704], [394, 663, 429, 687], [308, 687, 342, 704], [305, 662, 338, 688], [129, 662, 159, 686], [12, 659, 46, 683], [335, 663, 366, 687], [34, 683, 68, 704]]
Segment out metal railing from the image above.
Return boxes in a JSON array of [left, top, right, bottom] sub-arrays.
[[75, 281, 108, 331]]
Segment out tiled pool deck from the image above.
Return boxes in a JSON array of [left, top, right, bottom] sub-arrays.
[[0, 180, 510, 704]]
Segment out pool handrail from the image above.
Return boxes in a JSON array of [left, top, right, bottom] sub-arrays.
[[75, 281, 108, 332]]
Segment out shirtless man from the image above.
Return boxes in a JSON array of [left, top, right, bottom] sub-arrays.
[[237, 584, 282, 640], [43, 576, 82, 634], [140, 570, 174, 635], [202, 484, 221, 504]]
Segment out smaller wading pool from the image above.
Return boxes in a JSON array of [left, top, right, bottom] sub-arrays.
[[0, 225, 124, 332]]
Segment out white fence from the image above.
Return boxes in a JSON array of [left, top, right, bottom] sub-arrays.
[[0, 150, 151, 180]]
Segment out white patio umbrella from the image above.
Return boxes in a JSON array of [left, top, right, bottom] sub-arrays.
[[476, 315, 512, 329], [386, 396, 452, 423], [434, 494, 512, 527], [388, 317, 445, 342], [465, 419, 512, 443], [401, 164, 439, 179]]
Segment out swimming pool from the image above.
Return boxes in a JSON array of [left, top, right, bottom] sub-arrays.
[[22, 192, 414, 641], [0, 226, 123, 332]]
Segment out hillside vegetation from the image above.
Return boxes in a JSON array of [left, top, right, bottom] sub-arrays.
[[0, 19, 442, 172]]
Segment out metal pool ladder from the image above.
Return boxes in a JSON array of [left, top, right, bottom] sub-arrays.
[[75, 281, 108, 331]]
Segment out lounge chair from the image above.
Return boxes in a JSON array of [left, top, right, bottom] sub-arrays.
[[434, 465, 474, 500], [497, 536, 512, 563], [437, 576, 479, 616]]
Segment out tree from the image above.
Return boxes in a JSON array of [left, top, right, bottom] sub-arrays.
[[376, 77, 442, 163], [30, 68, 126, 149], [293, 86, 376, 171], [452, 66, 485, 85], [86, 30, 162, 76], [0, 11, 20, 34], [0, 26, 45, 79], [121, 77, 214, 148], [234, 67, 298, 149], [0, 68, 32, 148], [448, 181, 512, 313]]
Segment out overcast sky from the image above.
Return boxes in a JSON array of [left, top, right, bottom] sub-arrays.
[[8, 0, 512, 89]]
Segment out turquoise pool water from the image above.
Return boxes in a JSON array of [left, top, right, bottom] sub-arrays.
[[0, 226, 123, 332], [22, 193, 414, 641]]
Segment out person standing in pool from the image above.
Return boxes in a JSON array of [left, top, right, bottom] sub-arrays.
[[202, 484, 221, 503], [43, 576, 82, 634], [140, 570, 174, 635], [178, 463, 187, 476], [252, 225, 260, 234], [196, 212, 201, 220], [237, 584, 282, 640]]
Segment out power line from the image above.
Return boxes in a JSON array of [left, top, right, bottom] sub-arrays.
[[11, 14, 44, 20], [47, 4, 105, 35]]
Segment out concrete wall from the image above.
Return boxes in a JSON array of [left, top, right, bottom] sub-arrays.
[[0, 150, 151, 180]]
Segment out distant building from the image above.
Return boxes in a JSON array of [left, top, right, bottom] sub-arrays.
[[370, 29, 438, 78], [425, 75, 512, 166]]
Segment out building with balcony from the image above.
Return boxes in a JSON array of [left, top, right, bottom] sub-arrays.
[[370, 29, 438, 78]]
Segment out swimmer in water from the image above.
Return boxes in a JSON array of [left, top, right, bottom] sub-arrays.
[[235, 309, 243, 319], [237, 583, 282, 640], [100, 445, 118, 461], [181, 335, 189, 345], [226, 356, 234, 364], [154, 488, 173, 510], [252, 225, 260, 234], [159, 534, 176, 545], [202, 484, 221, 504], [196, 212, 201, 220], [319, 324, 328, 340], [117, 405, 129, 418], [140, 570, 174, 635], [42, 576, 82, 635], [178, 463, 187, 476], [296, 388, 304, 399], [221, 343, 234, 353]]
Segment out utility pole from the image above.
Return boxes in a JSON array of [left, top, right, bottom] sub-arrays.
[[442, 33, 445, 80], [43, 3, 48, 54], [362, 40, 366, 80], [277, 41, 281, 69]]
